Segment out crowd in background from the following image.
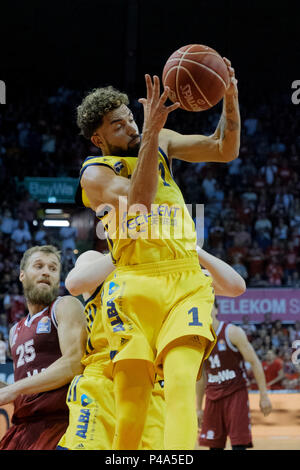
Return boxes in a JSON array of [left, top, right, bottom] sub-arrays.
[[240, 314, 300, 390], [0, 86, 300, 389]]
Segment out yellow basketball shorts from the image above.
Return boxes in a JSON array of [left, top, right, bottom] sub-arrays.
[[57, 363, 115, 450], [102, 255, 216, 379], [57, 364, 165, 450]]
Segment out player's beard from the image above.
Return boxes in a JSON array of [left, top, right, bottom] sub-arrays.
[[22, 276, 59, 306], [108, 136, 141, 158]]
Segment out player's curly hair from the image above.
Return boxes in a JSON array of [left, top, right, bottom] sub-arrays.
[[77, 86, 129, 139]]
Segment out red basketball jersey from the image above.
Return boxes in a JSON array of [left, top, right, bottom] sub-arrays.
[[9, 297, 69, 423], [205, 321, 248, 400]]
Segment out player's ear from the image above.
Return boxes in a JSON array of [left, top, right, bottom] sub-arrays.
[[19, 270, 24, 282], [91, 133, 103, 148]]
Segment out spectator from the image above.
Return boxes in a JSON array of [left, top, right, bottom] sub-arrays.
[[0, 209, 17, 236], [41, 130, 56, 153], [227, 157, 242, 185], [232, 254, 248, 280], [260, 312, 274, 336], [290, 198, 300, 232], [236, 198, 255, 225], [277, 158, 293, 183], [282, 351, 300, 390], [11, 220, 32, 253], [256, 191, 270, 216], [265, 256, 284, 286], [3, 283, 27, 327], [247, 241, 265, 279], [284, 241, 299, 278], [273, 319, 289, 338], [273, 217, 289, 241], [244, 114, 258, 136], [289, 321, 300, 343], [248, 273, 270, 287], [17, 121, 31, 148], [266, 238, 283, 259], [271, 328, 286, 350], [255, 230, 272, 252], [282, 364, 300, 390], [271, 137, 286, 154], [59, 224, 78, 253], [279, 187, 294, 212], [34, 221, 49, 245], [270, 194, 286, 219], [254, 212, 273, 237], [260, 158, 278, 186], [17, 190, 40, 226], [208, 220, 224, 248], [262, 349, 285, 390], [233, 223, 252, 248], [207, 181, 224, 212], [240, 315, 257, 341], [240, 159, 257, 186], [61, 247, 76, 281], [221, 201, 236, 221], [251, 337, 265, 360], [201, 170, 217, 199]]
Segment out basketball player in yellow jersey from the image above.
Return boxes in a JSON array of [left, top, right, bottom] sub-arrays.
[[58, 247, 245, 450], [57, 250, 166, 450], [76, 61, 240, 449]]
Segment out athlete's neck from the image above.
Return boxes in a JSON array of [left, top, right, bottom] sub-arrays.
[[26, 301, 49, 317]]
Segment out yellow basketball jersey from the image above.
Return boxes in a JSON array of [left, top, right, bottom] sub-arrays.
[[81, 284, 112, 375], [77, 147, 198, 265]]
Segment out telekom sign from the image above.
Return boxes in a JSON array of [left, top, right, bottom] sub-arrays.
[[217, 288, 300, 322]]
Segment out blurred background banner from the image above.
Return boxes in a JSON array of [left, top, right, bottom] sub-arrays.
[[21, 177, 78, 204], [218, 289, 300, 323]]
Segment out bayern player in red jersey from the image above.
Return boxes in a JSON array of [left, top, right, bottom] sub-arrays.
[[0, 245, 86, 450], [197, 300, 272, 450]]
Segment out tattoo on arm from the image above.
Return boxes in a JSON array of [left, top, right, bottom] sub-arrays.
[[226, 118, 239, 132], [219, 101, 239, 139]]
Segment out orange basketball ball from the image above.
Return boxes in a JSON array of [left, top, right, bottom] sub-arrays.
[[162, 44, 230, 112]]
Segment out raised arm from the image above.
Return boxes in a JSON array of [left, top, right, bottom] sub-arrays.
[[131, 75, 179, 211], [0, 296, 86, 406]]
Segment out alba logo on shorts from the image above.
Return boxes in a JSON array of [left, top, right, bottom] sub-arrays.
[[81, 394, 93, 407], [76, 409, 90, 439], [109, 281, 120, 295]]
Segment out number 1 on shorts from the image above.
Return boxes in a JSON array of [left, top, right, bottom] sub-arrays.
[[188, 307, 203, 326]]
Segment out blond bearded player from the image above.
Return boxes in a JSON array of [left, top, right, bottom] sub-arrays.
[[0, 245, 86, 450], [75, 64, 240, 449]]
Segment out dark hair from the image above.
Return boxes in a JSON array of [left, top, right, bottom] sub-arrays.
[[76, 86, 129, 139]]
